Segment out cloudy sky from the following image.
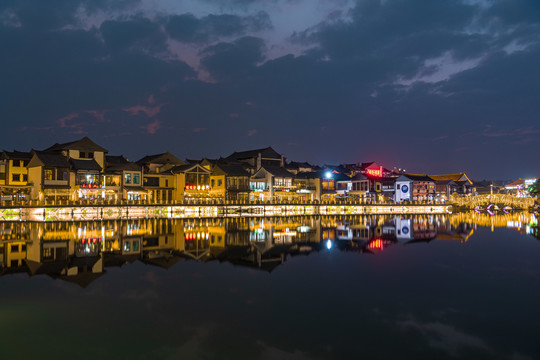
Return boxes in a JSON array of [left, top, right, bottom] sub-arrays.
[[1, 0, 539, 179]]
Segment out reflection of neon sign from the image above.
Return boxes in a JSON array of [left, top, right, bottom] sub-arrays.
[[368, 238, 384, 251], [185, 232, 210, 240], [366, 166, 382, 177]]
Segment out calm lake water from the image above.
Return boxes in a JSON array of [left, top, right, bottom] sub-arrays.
[[1, 212, 539, 360]]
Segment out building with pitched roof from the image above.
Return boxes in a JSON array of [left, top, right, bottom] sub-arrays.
[[285, 161, 315, 174], [292, 172, 321, 202], [104, 155, 147, 201], [137, 152, 185, 173], [0, 150, 32, 202], [28, 137, 110, 202], [504, 178, 537, 196], [394, 174, 436, 202], [43, 136, 108, 169], [250, 166, 295, 201], [225, 147, 285, 173], [348, 173, 370, 199], [427, 173, 475, 197], [167, 163, 213, 202], [27, 151, 71, 202], [211, 164, 251, 201]]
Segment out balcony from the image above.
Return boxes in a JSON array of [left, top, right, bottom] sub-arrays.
[[227, 185, 251, 192]]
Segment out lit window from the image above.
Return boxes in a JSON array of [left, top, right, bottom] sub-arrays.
[[125, 173, 132, 184], [44, 169, 53, 181]]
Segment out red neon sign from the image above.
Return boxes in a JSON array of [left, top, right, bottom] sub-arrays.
[[366, 166, 383, 177]]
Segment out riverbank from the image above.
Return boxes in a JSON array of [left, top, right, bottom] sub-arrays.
[[0, 203, 452, 221]]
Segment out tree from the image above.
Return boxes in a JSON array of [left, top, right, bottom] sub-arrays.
[[528, 180, 540, 197]]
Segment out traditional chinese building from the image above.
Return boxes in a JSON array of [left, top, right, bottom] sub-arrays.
[[0, 150, 32, 203]]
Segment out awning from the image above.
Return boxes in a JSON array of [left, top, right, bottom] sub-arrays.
[[124, 186, 147, 192], [43, 185, 71, 190], [0, 185, 32, 189]]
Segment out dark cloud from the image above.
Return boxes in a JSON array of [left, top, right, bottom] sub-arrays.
[[0, 0, 81, 30], [100, 16, 168, 53], [201, 0, 278, 8], [0, 0, 140, 30], [484, 0, 540, 25], [165, 11, 271, 44], [294, 0, 481, 78], [200, 36, 266, 80]]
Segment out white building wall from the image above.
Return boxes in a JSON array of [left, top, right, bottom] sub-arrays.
[[395, 180, 412, 202]]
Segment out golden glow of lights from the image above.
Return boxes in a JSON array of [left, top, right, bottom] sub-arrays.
[[273, 231, 297, 237]]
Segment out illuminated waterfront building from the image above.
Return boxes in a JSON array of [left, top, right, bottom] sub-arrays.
[[27, 137, 109, 202], [104, 155, 147, 201], [138, 152, 185, 203], [168, 163, 213, 202], [250, 166, 295, 202], [394, 174, 435, 202], [0, 150, 32, 203], [27, 151, 72, 202], [214, 164, 251, 201], [348, 174, 370, 200], [181, 159, 252, 202], [292, 172, 321, 202], [504, 178, 537, 197], [395, 175, 413, 203], [137, 152, 186, 173], [366, 175, 396, 202], [46, 137, 108, 202], [428, 173, 475, 199]]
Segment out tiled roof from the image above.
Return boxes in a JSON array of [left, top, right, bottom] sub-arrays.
[[351, 173, 368, 181], [186, 158, 220, 164], [428, 173, 473, 185], [44, 136, 108, 153], [106, 155, 129, 165], [359, 162, 376, 169], [29, 151, 70, 168], [287, 161, 313, 169], [168, 163, 211, 174], [106, 162, 142, 172], [261, 166, 294, 178], [70, 159, 102, 171], [218, 165, 250, 177], [1, 150, 32, 160], [505, 179, 525, 187], [403, 174, 435, 182], [226, 147, 282, 161], [136, 152, 185, 166], [294, 172, 321, 179]]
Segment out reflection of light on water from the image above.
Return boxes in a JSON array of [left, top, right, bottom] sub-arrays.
[[326, 240, 332, 250], [507, 221, 522, 229]]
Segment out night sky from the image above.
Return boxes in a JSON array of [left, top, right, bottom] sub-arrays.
[[1, 0, 539, 180]]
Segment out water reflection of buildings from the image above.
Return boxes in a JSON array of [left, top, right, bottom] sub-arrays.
[[0, 212, 537, 286]]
